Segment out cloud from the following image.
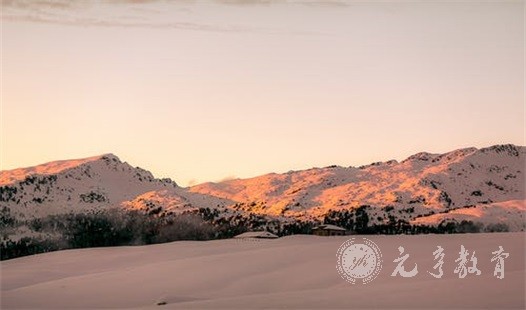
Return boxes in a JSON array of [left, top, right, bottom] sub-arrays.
[[186, 179, 199, 187], [2, 0, 323, 34], [216, 0, 349, 7], [110, 0, 162, 3], [2, 0, 254, 32], [300, 1, 349, 8], [2, 13, 265, 33], [2, 0, 77, 9], [215, 0, 280, 6], [217, 175, 238, 183]]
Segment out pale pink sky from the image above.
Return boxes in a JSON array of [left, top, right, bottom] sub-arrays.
[[1, 0, 524, 186]]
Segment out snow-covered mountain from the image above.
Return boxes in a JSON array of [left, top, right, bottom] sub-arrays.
[[0, 154, 230, 220], [189, 144, 525, 229], [1, 144, 524, 230]]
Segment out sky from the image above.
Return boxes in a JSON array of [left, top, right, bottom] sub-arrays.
[[1, 0, 524, 186]]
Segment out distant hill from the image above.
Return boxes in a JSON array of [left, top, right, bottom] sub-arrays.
[[190, 144, 525, 230], [0, 154, 230, 219], [1, 144, 524, 232]]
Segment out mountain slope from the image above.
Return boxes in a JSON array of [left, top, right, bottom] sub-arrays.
[[0, 154, 108, 186], [1, 144, 524, 231], [411, 199, 525, 231], [0, 154, 230, 219], [189, 144, 525, 223]]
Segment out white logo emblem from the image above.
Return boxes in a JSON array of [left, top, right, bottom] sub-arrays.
[[336, 238, 383, 284]]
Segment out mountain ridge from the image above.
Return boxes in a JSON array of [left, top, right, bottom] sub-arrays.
[[189, 144, 524, 217], [1, 144, 524, 231], [1, 144, 520, 188]]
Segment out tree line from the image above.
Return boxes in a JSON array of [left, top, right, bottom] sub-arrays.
[[1, 205, 509, 260]]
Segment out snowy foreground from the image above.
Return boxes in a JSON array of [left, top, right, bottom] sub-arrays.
[[2, 233, 525, 309]]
